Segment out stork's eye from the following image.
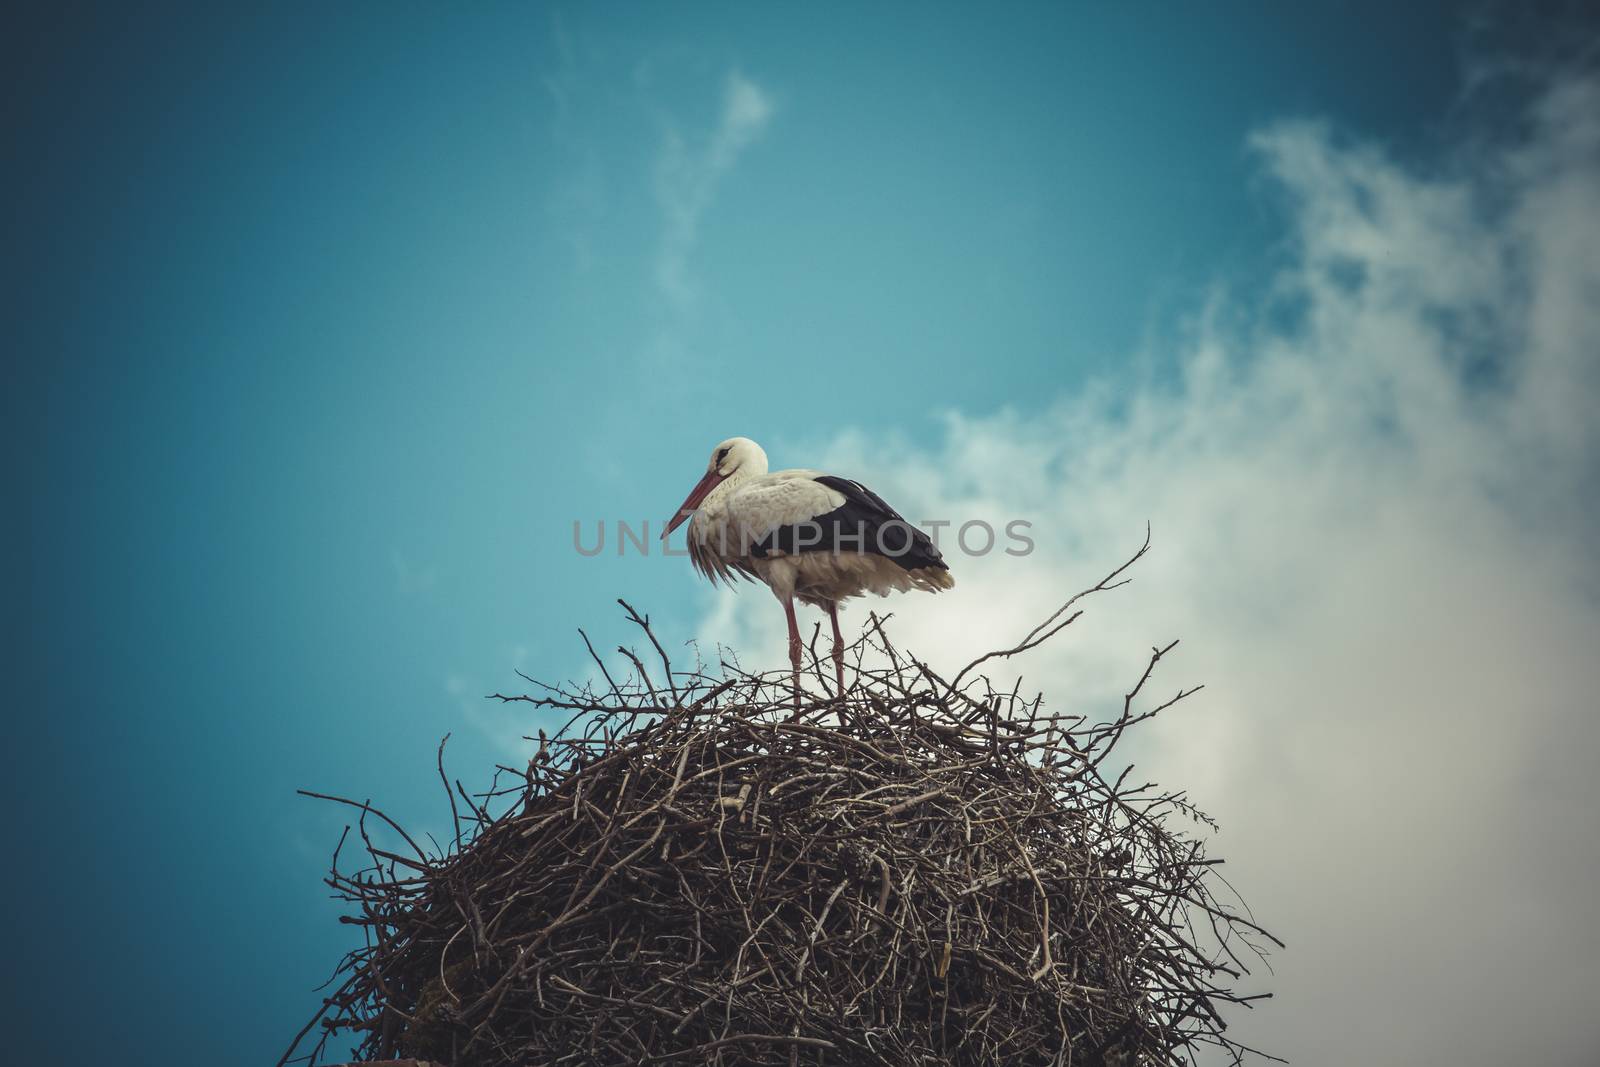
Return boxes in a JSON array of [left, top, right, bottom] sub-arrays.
[[715, 447, 730, 466]]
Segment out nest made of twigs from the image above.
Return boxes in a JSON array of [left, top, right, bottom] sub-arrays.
[[285, 539, 1279, 1067]]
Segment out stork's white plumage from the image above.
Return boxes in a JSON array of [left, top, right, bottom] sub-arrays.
[[662, 437, 953, 692]]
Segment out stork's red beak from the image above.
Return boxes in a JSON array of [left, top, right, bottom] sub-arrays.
[[662, 469, 725, 539]]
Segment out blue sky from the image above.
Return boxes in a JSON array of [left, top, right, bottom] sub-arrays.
[[9, 4, 1599, 1065]]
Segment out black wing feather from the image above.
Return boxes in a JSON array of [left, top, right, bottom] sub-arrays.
[[751, 475, 948, 573]]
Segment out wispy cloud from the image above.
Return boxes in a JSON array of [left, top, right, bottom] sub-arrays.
[[694, 70, 1600, 1065], [654, 71, 774, 309]]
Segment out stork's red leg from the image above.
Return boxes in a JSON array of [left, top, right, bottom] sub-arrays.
[[826, 601, 846, 695], [783, 596, 803, 695]]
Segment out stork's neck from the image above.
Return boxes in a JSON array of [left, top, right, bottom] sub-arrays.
[[701, 455, 766, 517]]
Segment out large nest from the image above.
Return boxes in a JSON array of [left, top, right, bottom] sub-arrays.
[[284, 540, 1279, 1066]]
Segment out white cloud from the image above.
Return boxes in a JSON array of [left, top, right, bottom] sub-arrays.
[[654, 71, 774, 309], [693, 72, 1600, 1066]]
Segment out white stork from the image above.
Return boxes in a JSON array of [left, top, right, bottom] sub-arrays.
[[662, 437, 954, 692]]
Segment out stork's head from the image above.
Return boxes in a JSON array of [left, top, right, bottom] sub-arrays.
[[662, 437, 767, 538]]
